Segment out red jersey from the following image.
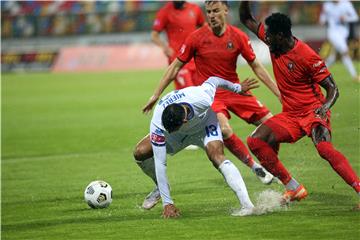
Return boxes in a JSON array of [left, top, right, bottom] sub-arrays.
[[257, 23, 331, 114], [178, 25, 256, 90], [152, 2, 205, 63]]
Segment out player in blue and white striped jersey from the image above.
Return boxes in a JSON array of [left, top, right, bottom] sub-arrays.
[[134, 76, 260, 218]]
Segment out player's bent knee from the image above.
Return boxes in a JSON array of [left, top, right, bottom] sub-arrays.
[[133, 144, 152, 162]]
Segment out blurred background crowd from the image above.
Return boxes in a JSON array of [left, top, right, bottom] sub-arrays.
[[1, 1, 359, 73], [1, 1, 344, 38]]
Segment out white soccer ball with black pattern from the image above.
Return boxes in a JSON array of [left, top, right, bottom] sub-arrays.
[[84, 180, 112, 209]]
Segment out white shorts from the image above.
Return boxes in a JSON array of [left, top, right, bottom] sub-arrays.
[[328, 28, 349, 54], [165, 110, 223, 155]]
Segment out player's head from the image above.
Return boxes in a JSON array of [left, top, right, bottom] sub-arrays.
[[205, 1, 229, 33], [173, 1, 186, 9], [264, 13, 293, 53], [162, 103, 186, 133]]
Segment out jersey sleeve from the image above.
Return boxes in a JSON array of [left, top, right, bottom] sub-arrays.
[[202, 76, 242, 99], [152, 6, 168, 32], [150, 122, 173, 206], [257, 22, 267, 43], [236, 29, 256, 62], [177, 34, 196, 63], [305, 50, 331, 83]]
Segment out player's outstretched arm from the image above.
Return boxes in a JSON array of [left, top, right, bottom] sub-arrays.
[[142, 59, 185, 114], [248, 59, 281, 101], [204, 76, 259, 96], [315, 75, 339, 119], [239, 1, 259, 35]]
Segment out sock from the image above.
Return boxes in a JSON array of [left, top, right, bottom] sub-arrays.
[[341, 55, 357, 78], [285, 178, 300, 191], [326, 52, 336, 67], [247, 137, 292, 185], [224, 134, 255, 168], [219, 160, 254, 208], [316, 141, 360, 193], [135, 157, 157, 185]]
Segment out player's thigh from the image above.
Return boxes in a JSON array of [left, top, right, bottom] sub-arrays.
[[227, 93, 270, 124], [260, 113, 301, 144], [175, 67, 193, 89], [134, 134, 153, 161], [328, 31, 348, 54]]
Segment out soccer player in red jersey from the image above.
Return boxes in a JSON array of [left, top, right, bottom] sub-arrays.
[[152, 1, 205, 90], [142, 0, 281, 185], [240, 1, 360, 206]]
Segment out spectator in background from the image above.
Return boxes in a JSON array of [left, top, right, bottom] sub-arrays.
[[320, 0, 359, 83], [151, 1, 205, 90]]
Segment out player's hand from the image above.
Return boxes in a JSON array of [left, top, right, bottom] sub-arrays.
[[162, 204, 180, 219], [142, 95, 159, 114], [314, 105, 329, 119], [239, 78, 259, 96], [163, 47, 174, 58]]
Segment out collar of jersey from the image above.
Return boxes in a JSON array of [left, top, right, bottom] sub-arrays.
[[180, 102, 194, 120]]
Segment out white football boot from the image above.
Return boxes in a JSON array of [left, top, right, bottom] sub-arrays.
[[142, 187, 161, 210], [185, 145, 199, 150], [231, 207, 255, 217], [254, 167, 275, 185]]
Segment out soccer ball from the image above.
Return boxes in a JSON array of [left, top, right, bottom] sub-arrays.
[[84, 180, 112, 209]]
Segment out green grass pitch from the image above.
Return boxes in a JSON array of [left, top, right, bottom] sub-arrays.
[[2, 64, 359, 240]]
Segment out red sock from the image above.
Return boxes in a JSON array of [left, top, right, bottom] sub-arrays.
[[247, 137, 292, 184], [316, 141, 360, 193], [224, 134, 255, 167]]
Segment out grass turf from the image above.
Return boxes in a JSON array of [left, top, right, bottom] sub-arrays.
[[2, 64, 359, 240]]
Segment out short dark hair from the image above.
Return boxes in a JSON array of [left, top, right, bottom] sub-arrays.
[[265, 13, 292, 38], [162, 104, 185, 133], [204, 0, 228, 7]]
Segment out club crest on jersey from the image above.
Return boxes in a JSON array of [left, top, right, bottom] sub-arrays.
[[227, 41, 234, 50], [287, 62, 295, 71]]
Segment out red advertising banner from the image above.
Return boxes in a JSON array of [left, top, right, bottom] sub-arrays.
[[52, 44, 168, 72]]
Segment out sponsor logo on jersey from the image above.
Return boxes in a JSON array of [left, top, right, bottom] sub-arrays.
[[313, 60, 323, 68], [180, 44, 186, 54]]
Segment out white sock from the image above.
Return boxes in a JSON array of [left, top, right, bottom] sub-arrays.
[[285, 178, 300, 191], [219, 160, 254, 208], [341, 55, 357, 78], [136, 157, 157, 184], [326, 52, 336, 67]]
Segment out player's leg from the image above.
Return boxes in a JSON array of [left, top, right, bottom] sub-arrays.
[[216, 112, 273, 184], [174, 66, 194, 90], [312, 124, 360, 194], [203, 111, 254, 216], [133, 135, 160, 209], [247, 117, 308, 202], [205, 140, 254, 216], [222, 93, 276, 184], [329, 31, 359, 81]]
